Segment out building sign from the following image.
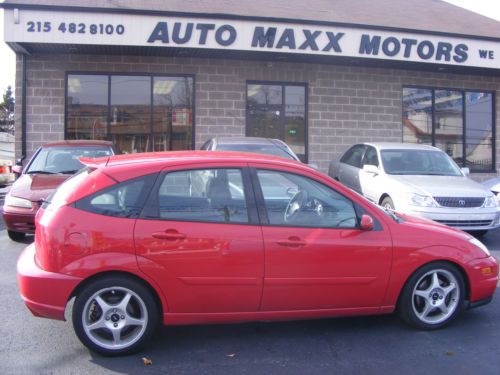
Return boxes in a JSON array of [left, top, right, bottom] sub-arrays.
[[3, 9, 499, 69]]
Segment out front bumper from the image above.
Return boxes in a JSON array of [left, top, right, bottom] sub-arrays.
[[17, 243, 82, 321], [466, 255, 499, 305], [3, 205, 37, 234], [402, 206, 500, 231]]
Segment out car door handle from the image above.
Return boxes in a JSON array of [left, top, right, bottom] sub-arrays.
[[276, 237, 307, 248], [152, 230, 186, 241]]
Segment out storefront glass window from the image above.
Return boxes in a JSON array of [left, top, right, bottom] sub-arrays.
[[434, 90, 463, 165], [66, 74, 194, 154], [247, 83, 307, 162], [402, 86, 495, 172], [67, 75, 109, 140], [111, 76, 151, 153], [153, 77, 194, 151]]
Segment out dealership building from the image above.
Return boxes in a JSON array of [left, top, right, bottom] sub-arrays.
[[1, 0, 499, 176]]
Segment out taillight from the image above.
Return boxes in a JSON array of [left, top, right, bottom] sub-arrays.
[[0, 166, 5, 174]]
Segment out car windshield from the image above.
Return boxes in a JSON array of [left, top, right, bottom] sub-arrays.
[[380, 149, 462, 176], [217, 144, 297, 160], [26, 146, 113, 175]]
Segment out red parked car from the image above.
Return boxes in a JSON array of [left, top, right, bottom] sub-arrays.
[[17, 151, 498, 356], [3, 140, 115, 241]]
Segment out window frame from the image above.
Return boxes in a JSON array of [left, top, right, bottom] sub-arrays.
[[65, 71, 196, 152], [249, 167, 381, 230], [402, 85, 496, 173], [245, 80, 309, 163]]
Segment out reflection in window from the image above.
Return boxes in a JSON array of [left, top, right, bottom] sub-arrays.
[[111, 76, 151, 153], [434, 90, 463, 164], [466, 92, 493, 171], [67, 75, 109, 140], [247, 82, 307, 162], [403, 88, 432, 145], [402, 87, 494, 172], [66, 74, 194, 154], [153, 77, 193, 151]]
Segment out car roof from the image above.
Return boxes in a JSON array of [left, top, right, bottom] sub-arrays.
[[212, 137, 282, 146], [41, 140, 114, 148], [363, 142, 439, 151], [102, 150, 299, 167]]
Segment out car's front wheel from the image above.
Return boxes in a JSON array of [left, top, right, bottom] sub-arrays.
[[72, 275, 159, 356], [399, 262, 465, 330]]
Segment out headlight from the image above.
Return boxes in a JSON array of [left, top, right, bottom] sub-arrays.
[[5, 194, 33, 209], [483, 195, 497, 208], [469, 237, 490, 257], [407, 193, 437, 207]]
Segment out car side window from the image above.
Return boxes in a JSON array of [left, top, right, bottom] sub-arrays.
[[361, 147, 379, 167], [256, 170, 357, 228], [154, 168, 249, 224], [75, 174, 157, 218], [340, 145, 366, 168]]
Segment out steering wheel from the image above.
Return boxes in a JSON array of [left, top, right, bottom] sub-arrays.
[[284, 190, 308, 223]]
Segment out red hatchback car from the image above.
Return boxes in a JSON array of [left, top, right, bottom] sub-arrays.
[[17, 151, 498, 356], [3, 140, 115, 241]]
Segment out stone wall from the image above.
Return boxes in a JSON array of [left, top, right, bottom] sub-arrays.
[[14, 53, 500, 178]]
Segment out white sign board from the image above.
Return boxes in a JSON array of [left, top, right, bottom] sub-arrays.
[[3, 9, 500, 69]]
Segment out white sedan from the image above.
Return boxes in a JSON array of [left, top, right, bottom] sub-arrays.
[[328, 142, 500, 234]]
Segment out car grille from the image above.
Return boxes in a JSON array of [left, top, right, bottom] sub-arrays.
[[434, 220, 492, 227], [434, 197, 485, 208]]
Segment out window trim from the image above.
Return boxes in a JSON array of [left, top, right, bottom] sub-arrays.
[[65, 71, 196, 152], [402, 85, 496, 173], [245, 80, 309, 163]]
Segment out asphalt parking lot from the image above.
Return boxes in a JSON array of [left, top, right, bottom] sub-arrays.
[[0, 184, 499, 374]]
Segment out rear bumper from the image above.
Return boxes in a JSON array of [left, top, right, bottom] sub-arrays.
[[17, 243, 82, 320]]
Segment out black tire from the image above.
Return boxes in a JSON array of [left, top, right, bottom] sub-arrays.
[[72, 275, 159, 356], [398, 262, 465, 330], [8, 230, 26, 242], [381, 196, 394, 210]]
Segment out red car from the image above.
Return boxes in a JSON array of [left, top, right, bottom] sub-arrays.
[[3, 140, 115, 241], [17, 151, 498, 356]]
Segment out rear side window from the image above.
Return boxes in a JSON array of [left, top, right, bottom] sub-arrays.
[[340, 145, 366, 168], [75, 174, 157, 218], [143, 168, 249, 224]]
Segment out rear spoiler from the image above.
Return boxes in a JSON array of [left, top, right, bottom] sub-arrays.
[[78, 156, 110, 169]]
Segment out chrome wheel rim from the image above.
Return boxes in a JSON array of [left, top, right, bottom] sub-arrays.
[[412, 269, 460, 325], [82, 286, 148, 350]]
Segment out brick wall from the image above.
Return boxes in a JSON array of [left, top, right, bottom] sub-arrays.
[[14, 53, 500, 179]]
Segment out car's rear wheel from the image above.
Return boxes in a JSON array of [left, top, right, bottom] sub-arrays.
[[8, 230, 26, 242], [72, 275, 159, 356], [399, 262, 465, 330], [381, 196, 394, 210]]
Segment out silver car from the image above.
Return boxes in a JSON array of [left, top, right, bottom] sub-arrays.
[[328, 142, 500, 234]]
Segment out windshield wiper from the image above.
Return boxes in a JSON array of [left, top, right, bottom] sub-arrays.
[[26, 170, 57, 174], [58, 170, 80, 174]]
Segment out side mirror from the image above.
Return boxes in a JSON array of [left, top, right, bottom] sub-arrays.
[[12, 165, 22, 176], [461, 167, 470, 176], [360, 214, 374, 231], [363, 164, 379, 175]]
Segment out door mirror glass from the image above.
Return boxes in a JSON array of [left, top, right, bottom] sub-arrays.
[[360, 214, 374, 231]]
